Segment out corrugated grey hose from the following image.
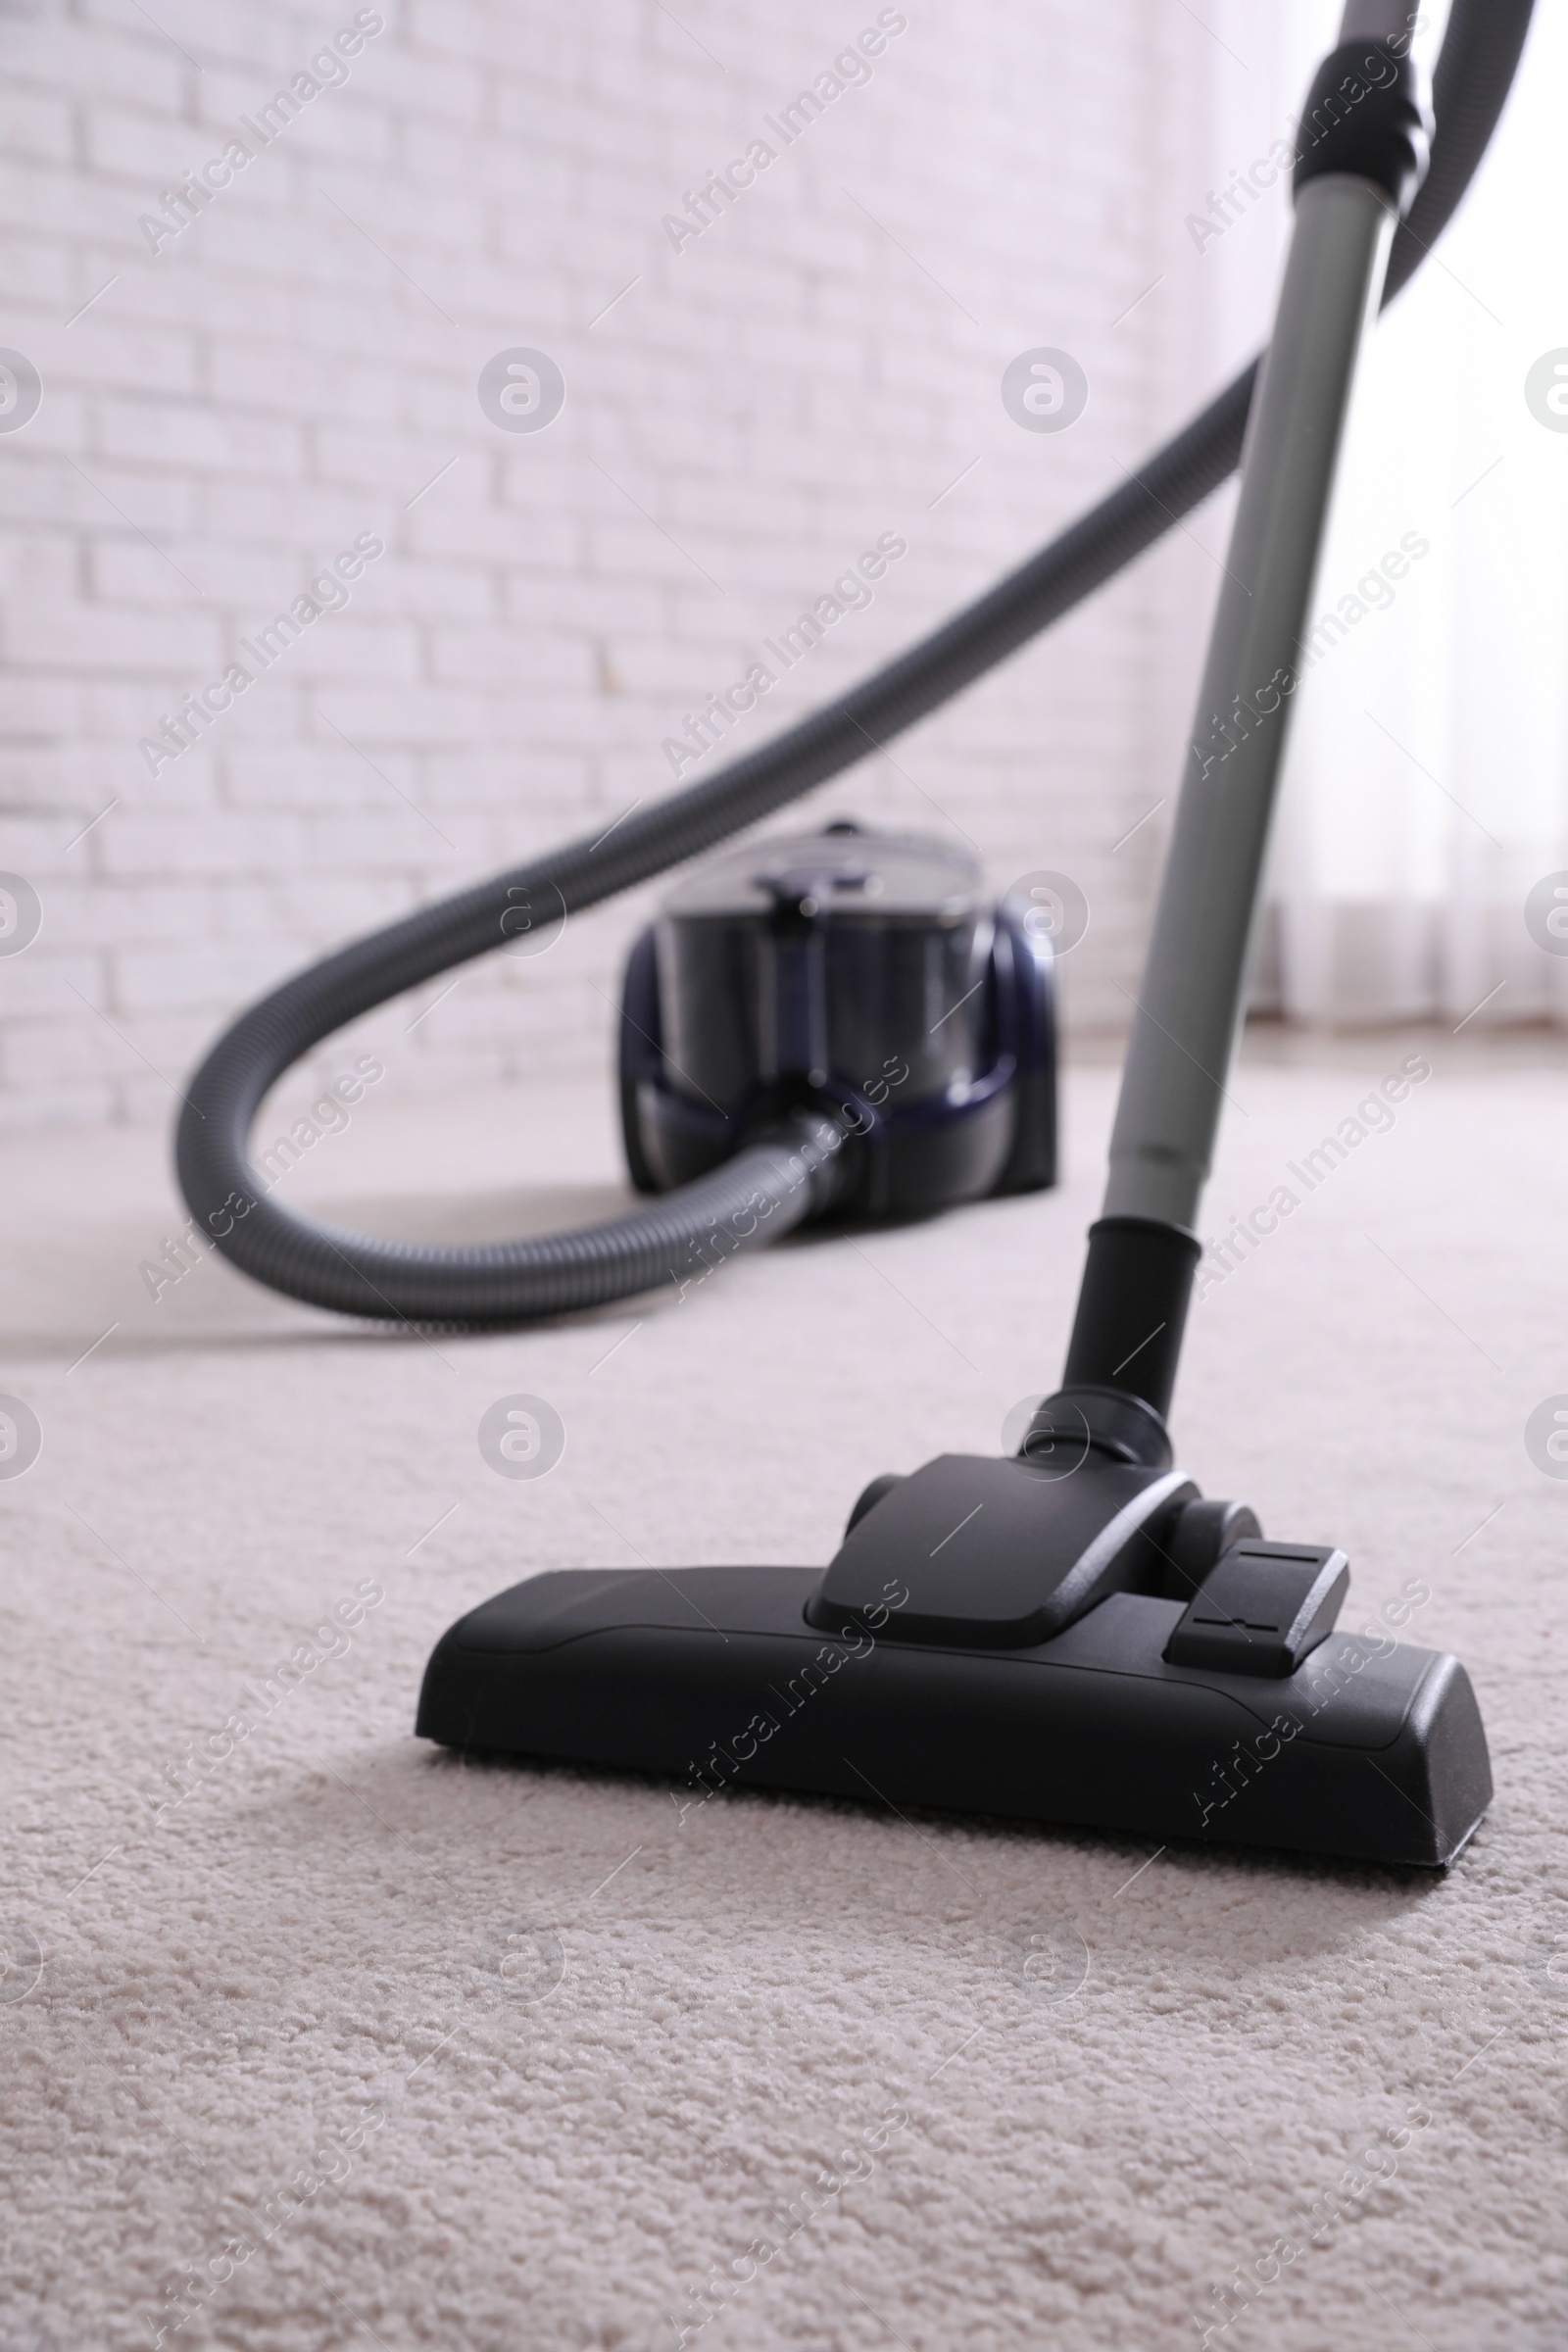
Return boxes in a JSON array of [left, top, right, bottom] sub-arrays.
[[176, 0, 1533, 1329]]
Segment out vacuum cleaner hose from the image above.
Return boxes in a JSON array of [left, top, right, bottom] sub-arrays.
[[176, 0, 1532, 1328]]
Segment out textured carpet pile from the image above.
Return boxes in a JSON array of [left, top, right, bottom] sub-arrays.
[[1, 1039, 1564, 2350]]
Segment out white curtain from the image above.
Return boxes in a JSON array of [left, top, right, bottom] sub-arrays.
[[1243, 0, 1568, 1028]]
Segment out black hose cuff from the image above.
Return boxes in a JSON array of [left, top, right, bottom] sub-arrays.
[[1294, 40, 1432, 212], [1061, 1216, 1201, 1422]]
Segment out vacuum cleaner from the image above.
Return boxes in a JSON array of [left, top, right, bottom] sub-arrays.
[[177, 0, 1532, 1868], [614, 824, 1058, 1219]]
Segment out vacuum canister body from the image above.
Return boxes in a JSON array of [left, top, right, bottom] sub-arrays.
[[617, 823, 1056, 1217]]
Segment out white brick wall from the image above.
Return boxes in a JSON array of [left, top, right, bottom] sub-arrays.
[[0, 0, 1228, 1132]]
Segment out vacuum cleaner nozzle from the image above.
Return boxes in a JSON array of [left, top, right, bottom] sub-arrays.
[[417, 1423, 1491, 1871]]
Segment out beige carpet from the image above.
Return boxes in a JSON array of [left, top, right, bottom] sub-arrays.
[[2, 1036, 1565, 2351]]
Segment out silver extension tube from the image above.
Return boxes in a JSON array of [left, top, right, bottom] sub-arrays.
[[1102, 172, 1397, 1230], [1338, 0, 1421, 42]]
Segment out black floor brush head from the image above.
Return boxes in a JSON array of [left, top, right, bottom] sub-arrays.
[[417, 1446, 1491, 1872]]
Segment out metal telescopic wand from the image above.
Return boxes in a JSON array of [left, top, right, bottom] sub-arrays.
[[1051, 0, 1432, 1450]]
